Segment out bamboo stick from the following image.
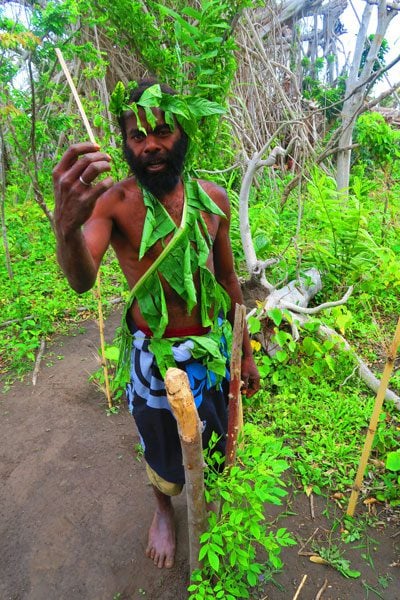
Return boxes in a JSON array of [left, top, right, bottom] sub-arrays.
[[346, 316, 400, 517], [55, 48, 112, 409], [55, 49, 96, 145], [225, 303, 246, 467], [165, 368, 207, 575], [292, 574, 308, 600]]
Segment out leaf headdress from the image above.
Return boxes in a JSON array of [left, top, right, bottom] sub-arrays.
[[109, 81, 225, 154]]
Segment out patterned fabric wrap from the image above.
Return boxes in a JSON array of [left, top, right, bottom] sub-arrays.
[[126, 326, 230, 484]]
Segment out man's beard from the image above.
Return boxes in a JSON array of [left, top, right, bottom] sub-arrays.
[[124, 135, 188, 199]]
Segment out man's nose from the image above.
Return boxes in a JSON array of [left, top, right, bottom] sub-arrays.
[[143, 134, 161, 153]]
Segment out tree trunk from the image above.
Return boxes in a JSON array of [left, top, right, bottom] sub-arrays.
[[336, 0, 399, 192], [0, 127, 13, 279]]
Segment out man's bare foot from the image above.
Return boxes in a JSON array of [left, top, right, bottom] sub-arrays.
[[146, 504, 176, 568]]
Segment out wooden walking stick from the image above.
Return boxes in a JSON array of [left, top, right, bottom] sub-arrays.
[[55, 48, 112, 409], [346, 316, 400, 517], [225, 303, 246, 468], [165, 368, 207, 574]]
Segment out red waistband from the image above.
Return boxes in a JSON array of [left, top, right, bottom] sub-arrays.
[[139, 324, 211, 338]]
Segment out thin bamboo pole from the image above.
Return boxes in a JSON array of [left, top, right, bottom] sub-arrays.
[[346, 316, 400, 517], [225, 303, 246, 467], [165, 367, 207, 575], [55, 49, 96, 145], [55, 48, 112, 409]]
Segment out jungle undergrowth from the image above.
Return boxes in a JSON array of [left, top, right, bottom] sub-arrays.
[[188, 425, 296, 600], [244, 321, 400, 508]]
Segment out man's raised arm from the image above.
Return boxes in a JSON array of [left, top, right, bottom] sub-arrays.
[[53, 142, 114, 293]]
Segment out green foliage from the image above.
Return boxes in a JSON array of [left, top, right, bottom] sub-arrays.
[[313, 545, 361, 579], [0, 198, 127, 382], [301, 56, 347, 123], [359, 34, 389, 81], [353, 112, 400, 174], [244, 314, 400, 504], [188, 426, 295, 599], [89, 344, 125, 407], [92, 0, 250, 168], [304, 169, 366, 279]]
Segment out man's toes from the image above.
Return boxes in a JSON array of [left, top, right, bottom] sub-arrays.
[[154, 552, 163, 568], [164, 556, 174, 569]]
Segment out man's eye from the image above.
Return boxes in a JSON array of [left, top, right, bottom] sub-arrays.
[[158, 126, 172, 137], [131, 131, 145, 141]]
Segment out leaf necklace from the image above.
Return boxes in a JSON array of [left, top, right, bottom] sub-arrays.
[[123, 176, 231, 338]]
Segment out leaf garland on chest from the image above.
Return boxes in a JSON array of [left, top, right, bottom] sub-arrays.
[[127, 177, 231, 338]]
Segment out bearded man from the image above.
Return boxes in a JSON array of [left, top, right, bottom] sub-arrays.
[[53, 79, 260, 569]]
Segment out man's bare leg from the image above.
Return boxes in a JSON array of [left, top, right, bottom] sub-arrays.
[[146, 486, 176, 568]]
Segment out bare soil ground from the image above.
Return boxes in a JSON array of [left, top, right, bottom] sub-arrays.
[[1, 310, 399, 600]]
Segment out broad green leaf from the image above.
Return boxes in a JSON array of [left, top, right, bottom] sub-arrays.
[[248, 315, 261, 334], [137, 83, 162, 107], [208, 550, 220, 571], [104, 346, 119, 361], [386, 451, 400, 472], [267, 308, 283, 326], [275, 350, 288, 363], [188, 96, 225, 117]]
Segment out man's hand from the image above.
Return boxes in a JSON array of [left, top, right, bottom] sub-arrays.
[[53, 142, 114, 238], [240, 356, 260, 398]]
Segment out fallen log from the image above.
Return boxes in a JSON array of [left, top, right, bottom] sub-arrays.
[[164, 367, 207, 575]]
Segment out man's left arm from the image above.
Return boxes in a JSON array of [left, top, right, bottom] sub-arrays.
[[212, 189, 260, 398]]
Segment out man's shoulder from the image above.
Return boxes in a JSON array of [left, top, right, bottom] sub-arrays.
[[196, 178, 227, 198], [110, 176, 141, 198], [195, 178, 229, 215]]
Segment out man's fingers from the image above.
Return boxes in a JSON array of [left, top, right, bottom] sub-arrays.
[[76, 176, 114, 208], [241, 376, 260, 398], [91, 176, 114, 195], [56, 156, 112, 193], [53, 142, 100, 177], [76, 160, 112, 186]]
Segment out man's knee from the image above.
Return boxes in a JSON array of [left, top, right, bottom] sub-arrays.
[[145, 462, 183, 496]]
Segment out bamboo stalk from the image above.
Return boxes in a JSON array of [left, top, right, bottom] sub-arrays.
[[165, 368, 207, 575], [346, 316, 400, 517], [93, 278, 113, 409], [55, 47, 112, 409], [225, 303, 246, 467], [55, 49, 96, 145], [292, 574, 308, 600]]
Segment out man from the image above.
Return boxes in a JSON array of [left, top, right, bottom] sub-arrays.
[[53, 79, 260, 569]]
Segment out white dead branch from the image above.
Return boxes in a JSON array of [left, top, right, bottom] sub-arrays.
[[239, 141, 287, 289], [247, 274, 400, 408]]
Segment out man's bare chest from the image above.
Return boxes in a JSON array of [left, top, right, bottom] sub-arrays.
[[111, 203, 218, 259]]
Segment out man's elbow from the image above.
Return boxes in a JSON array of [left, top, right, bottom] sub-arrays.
[[216, 270, 238, 290], [70, 280, 94, 294]]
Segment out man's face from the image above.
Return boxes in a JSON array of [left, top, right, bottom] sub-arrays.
[[123, 107, 188, 199]]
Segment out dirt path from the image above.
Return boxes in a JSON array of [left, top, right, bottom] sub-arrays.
[[1, 311, 399, 600]]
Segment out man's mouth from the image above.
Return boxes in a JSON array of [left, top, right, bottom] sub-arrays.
[[145, 159, 166, 172]]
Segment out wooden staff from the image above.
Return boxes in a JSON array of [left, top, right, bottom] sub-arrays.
[[346, 316, 400, 517], [225, 303, 246, 467], [55, 48, 112, 409], [165, 368, 207, 574]]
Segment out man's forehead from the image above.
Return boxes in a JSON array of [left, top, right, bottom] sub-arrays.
[[125, 106, 166, 129]]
